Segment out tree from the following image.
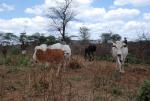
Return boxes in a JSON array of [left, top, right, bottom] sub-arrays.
[[46, 35, 58, 45], [101, 33, 111, 43], [47, 0, 76, 42], [137, 28, 150, 41], [4, 33, 18, 40], [20, 32, 27, 44], [79, 26, 90, 44], [1, 32, 19, 45], [111, 34, 121, 42]]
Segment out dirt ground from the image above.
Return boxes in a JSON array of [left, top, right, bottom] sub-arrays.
[[0, 56, 150, 101]]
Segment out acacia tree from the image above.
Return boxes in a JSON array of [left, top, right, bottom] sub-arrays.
[[48, 0, 76, 42], [111, 34, 121, 42], [101, 33, 112, 43], [79, 26, 90, 44]]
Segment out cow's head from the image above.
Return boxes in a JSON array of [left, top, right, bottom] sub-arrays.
[[112, 41, 127, 63]]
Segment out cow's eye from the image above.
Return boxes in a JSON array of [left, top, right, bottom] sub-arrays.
[[112, 45, 116, 47], [121, 45, 127, 49], [122, 45, 127, 48]]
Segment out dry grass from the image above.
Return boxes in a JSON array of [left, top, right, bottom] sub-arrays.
[[0, 55, 150, 101]]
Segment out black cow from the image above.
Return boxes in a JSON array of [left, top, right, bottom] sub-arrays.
[[84, 44, 96, 61]]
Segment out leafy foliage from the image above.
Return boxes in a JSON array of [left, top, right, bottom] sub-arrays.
[[126, 54, 143, 64], [101, 33, 121, 43], [96, 55, 114, 62], [111, 34, 121, 41], [136, 80, 150, 101], [101, 33, 111, 43], [10, 47, 20, 55]]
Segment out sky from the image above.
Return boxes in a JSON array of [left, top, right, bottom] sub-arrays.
[[0, 0, 150, 40]]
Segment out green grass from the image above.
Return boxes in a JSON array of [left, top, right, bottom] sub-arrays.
[[68, 76, 82, 82], [95, 96, 103, 101]]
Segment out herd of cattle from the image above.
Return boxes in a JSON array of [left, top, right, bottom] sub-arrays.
[[32, 41, 128, 76]]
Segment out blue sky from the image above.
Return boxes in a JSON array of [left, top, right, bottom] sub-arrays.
[[0, 0, 44, 19], [0, 0, 150, 40]]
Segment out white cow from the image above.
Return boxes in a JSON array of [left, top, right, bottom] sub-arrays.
[[112, 41, 128, 73]]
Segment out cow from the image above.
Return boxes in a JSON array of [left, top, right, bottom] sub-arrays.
[[48, 43, 71, 66], [84, 44, 96, 61], [33, 44, 65, 76], [112, 41, 128, 73]]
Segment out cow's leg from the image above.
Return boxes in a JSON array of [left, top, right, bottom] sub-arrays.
[[91, 52, 94, 61], [116, 60, 119, 71], [56, 63, 62, 76], [88, 52, 91, 61], [84, 52, 87, 61], [63, 60, 67, 72], [117, 57, 122, 73], [121, 59, 125, 73]]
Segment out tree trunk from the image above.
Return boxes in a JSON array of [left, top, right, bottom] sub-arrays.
[[62, 24, 66, 42]]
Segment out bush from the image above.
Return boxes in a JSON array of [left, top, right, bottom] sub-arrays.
[[18, 57, 29, 66], [136, 80, 150, 101], [96, 54, 143, 64], [4, 57, 12, 65], [126, 54, 142, 64], [10, 47, 20, 55], [96, 55, 114, 62], [112, 86, 122, 96]]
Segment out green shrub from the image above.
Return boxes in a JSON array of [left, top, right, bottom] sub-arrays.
[[96, 54, 143, 64], [95, 96, 103, 101], [136, 80, 150, 101], [126, 54, 142, 64], [18, 57, 29, 66], [96, 55, 114, 62], [4, 57, 12, 65], [69, 77, 82, 82], [112, 86, 122, 96], [10, 47, 20, 55]]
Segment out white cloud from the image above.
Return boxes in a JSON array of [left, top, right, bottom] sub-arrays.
[[114, 0, 150, 6], [25, 5, 45, 15], [0, 16, 49, 36], [0, 3, 14, 12], [124, 21, 150, 31], [143, 13, 150, 20], [123, 21, 150, 40], [76, 7, 106, 22], [104, 8, 140, 20]]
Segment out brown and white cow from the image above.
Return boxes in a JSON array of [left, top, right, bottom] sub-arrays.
[[33, 44, 65, 76]]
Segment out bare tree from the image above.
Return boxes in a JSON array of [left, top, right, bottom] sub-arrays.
[[136, 27, 150, 41], [47, 0, 76, 42], [79, 26, 90, 44]]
